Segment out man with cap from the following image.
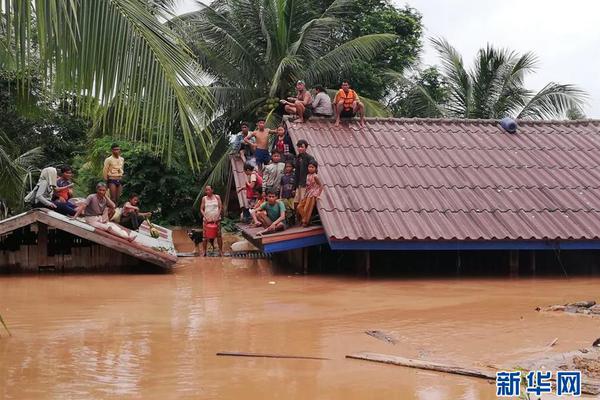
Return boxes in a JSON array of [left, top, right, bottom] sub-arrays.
[[281, 80, 313, 123]]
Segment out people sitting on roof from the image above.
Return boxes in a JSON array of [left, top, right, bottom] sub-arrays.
[[312, 85, 333, 118], [120, 193, 152, 231], [297, 160, 323, 227], [25, 166, 76, 217], [270, 125, 296, 162], [279, 161, 297, 226], [262, 151, 285, 197], [200, 185, 223, 257], [244, 118, 275, 170], [238, 162, 263, 223], [54, 165, 77, 216], [232, 122, 257, 167], [256, 190, 287, 235], [280, 80, 313, 123], [293, 139, 316, 210], [103, 143, 125, 204], [334, 80, 365, 127], [72, 182, 136, 242]]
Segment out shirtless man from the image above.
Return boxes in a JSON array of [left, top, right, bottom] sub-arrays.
[[243, 118, 276, 170], [281, 80, 313, 123]]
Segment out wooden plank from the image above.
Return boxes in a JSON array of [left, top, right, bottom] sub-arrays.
[[0, 211, 37, 236], [346, 352, 496, 380], [346, 352, 600, 395], [216, 351, 329, 361], [37, 223, 49, 267]]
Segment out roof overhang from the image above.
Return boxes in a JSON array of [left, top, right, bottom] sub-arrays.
[[328, 239, 600, 251], [237, 223, 328, 253]]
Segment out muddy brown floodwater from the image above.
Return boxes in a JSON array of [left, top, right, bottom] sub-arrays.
[[2, 243, 600, 399]]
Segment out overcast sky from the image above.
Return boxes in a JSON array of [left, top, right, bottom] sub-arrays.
[[176, 0, 600, 117]]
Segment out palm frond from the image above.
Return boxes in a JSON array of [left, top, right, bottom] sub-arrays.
[[430, 37, 471, 117], [306, 33, 397, 84], [517, 83, 587, 120], [4, 0, 214, 167]]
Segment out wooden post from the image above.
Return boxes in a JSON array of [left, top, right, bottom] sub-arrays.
[[509, 250, 519, 277], [365, 251, 371, 277], [530, 250, 536, 274], [223, 167, 233, 215], [303, 247, 308, 275], [37, 223, 48, 267]]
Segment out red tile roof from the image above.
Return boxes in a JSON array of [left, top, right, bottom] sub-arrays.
[[286, 118, 600, 242]]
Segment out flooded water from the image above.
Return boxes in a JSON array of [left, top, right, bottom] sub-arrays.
[[2, 246, 600, 399]]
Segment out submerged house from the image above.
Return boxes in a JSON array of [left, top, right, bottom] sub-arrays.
[[0, 209, 177, 272], [233, 118, 600, 274]]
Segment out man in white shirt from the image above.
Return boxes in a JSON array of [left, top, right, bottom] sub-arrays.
[[312, 85, 333, 117]]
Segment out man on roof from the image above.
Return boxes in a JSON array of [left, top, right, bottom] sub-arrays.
[[243, 118, 276, 170], [311, 85, 333, 117], [280, 80, 313, 123], [334, 80, 365, 127]]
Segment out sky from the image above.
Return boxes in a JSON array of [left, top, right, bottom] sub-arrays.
[[176, 0, 600, 117]]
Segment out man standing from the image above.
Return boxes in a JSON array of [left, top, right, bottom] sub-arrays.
[[243, 118, 275, 170], [334, 80, 365, 127], [103, 143, 125, 204], [200, 185, 223, 257], [312, 85, 333, 117], [293, 139, 316, 210], [281, 80, 313, 123]]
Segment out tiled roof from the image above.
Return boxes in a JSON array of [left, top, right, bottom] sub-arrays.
[[286, 118, 600, 242]]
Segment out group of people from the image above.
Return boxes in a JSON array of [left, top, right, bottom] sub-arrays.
[[25, 144, 152, 242], [231, 120, 323, 236], [279, 80, 366, 127]]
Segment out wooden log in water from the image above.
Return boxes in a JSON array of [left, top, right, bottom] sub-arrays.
[[346, 352, 495, 379], [346, 352, 600, 395], [217, 351, 330, 360]]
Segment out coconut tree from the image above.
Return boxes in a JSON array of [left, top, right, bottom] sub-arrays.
[[0, 132, 42, 217], [412, 38, 587, 119], [178, 0, 396, 189], [179, 0, 396, 120], [1, 0, 213, 167]]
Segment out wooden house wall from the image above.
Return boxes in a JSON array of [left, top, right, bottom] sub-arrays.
[[0, 224, 154, 273]]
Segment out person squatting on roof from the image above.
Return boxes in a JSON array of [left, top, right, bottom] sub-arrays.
[[312, 85, 333, 117], [200, 185, 223, 256], [25, 166, 77, 216], [281, 80, 313, 123], [72, 182, 136, 242], [256, 190, 287, 235], [334, 80, 365, 127], [103, 143, 125, 203], [232, 122, 257, 167], [296, 160, 323, 227], [120, 193, 152, 231]]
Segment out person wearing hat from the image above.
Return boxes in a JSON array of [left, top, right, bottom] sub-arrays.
[[312, 85, 333, 117], [280, 80, 313, 123]]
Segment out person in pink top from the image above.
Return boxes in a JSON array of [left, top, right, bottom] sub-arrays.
[[296, 160, 323, 227]]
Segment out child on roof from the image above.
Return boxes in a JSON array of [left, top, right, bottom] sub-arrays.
[[237, 163, 262, 223], [279, 161, 296, 225], [296, 160, 323, 227], [262, 151, 285, 196], [270, 125, 295, 162]]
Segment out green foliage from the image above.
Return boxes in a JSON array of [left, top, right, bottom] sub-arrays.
[[337, 1, 423, 100], [392, 67, 449, 117], [409, 38, 587, 119], [2, 0, 214, 167], [73, 137, 201, 226]]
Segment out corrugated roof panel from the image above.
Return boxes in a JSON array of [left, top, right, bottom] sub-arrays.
[[286, 118, 600, 242]]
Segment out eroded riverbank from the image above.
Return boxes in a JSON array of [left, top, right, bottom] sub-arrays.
[[2, 256, 600, 399]]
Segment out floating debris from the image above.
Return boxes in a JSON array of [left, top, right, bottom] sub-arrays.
[[537, 300, 600, 317], [365, 330, 399, 345]]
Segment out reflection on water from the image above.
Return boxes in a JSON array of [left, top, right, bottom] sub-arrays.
[[2, 256, 600, 399]]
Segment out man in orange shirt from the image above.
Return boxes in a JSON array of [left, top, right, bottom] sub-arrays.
[[334, 80, 365, 127]]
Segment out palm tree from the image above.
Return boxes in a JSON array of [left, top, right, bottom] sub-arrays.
[[178, 0, 395, 189], [1, 0, 213, 167], [0, 132, 42, 217], [411, 38, 586, 120], [179, 0, 396, 120]]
